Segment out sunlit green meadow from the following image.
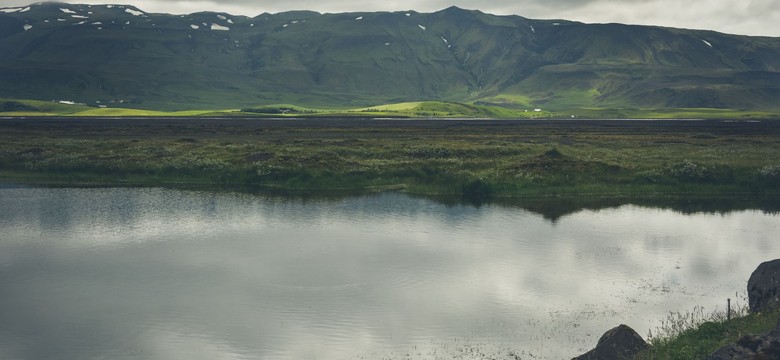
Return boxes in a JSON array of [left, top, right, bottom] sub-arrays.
[[3, 98, 780, 119]]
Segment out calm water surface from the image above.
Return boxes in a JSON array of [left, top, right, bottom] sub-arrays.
[[0, 186, 778, 359]]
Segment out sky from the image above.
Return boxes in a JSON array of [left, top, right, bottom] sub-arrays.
[[3, 0, 779, 37]]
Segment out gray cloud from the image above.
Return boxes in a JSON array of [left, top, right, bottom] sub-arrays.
[[2, 0, 779, 36]]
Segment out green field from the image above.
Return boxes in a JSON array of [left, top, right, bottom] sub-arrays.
[[1, 117, 779, 199], [3, 98, 780, 119]]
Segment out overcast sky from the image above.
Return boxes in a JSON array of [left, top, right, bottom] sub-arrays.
[[4, 0, 779, 37]]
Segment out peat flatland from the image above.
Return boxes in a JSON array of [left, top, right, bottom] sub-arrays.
[[2, 117, 780, 198], [3, 117, 780, 136]]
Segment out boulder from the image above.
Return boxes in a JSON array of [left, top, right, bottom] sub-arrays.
[[572, 324, 649, 360], [748, 259, 780, 313], [706, 315, 780, 360]]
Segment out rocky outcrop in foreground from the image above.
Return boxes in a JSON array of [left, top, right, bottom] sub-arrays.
[[572, 324, 648, 360], [706, 257, 780, 360], [706, 315, 780, 360], [748, 259, 780, 313]]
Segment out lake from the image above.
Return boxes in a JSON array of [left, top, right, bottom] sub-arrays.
[[0, 185, 778, 359]]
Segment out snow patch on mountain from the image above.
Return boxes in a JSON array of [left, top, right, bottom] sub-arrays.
[[2, 6, 30, 13], [125, 8, 143, 16]]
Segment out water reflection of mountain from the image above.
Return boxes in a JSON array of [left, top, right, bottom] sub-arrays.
[[497, 197, 780, 221], [9, 182, 778, 223], [253, 189, 780, 222], [418, 195, 780, 222], [231, 185, 780, 222]]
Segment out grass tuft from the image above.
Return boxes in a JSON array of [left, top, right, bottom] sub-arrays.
[[637, 294, 779, 360]]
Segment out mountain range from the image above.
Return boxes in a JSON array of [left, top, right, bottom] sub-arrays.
[[1, 2, 780, 111]]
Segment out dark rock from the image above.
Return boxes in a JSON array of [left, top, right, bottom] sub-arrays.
[[572, 324, 649, 360], [707, 316, 780, 360], [748, 259, 780, 313]]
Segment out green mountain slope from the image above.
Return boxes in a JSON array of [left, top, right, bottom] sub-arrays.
[[1, 3, 779, 111]]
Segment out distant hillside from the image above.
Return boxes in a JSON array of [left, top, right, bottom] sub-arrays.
[[1, 3, 779, 110]]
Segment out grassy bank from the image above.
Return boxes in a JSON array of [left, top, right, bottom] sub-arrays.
[[637, 304, 779, 359], [1, 118, 780, 198]]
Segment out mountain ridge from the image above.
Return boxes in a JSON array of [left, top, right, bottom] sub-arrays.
[[1, 2, 779, 111]]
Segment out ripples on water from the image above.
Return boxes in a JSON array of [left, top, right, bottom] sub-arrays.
[[0, 186, 778, 359]]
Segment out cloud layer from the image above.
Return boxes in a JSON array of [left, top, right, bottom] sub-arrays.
[[2, 0, 779, 36]]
